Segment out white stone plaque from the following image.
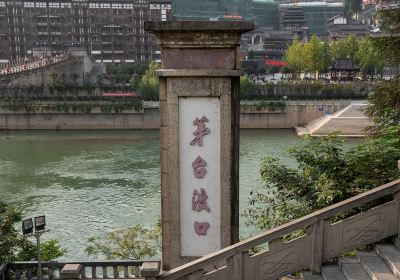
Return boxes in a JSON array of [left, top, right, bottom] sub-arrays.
[[179, 97, 221, 257]]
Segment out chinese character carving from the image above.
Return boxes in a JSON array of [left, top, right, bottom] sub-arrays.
[[190, 116, 210, 146], [194, 221, 210, 235], [192, 156, 207, 178], [192, 188, 211, 212]]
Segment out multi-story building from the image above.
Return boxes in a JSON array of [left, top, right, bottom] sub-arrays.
[[0, 0, 172, 65], [279, 1, 344, 38]]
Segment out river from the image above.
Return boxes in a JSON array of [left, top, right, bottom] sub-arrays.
[[0, 129, 360, 260]]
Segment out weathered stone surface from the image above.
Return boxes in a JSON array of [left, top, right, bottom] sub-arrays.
[[375, 244, 400, 278], [338, 257, 371, 280], [358, 251, 396, 280], [60, 264, 82, 280]]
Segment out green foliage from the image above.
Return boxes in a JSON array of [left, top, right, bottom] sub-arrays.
[[344, 0, 362, 15], [374, 8, 400, 65], [0, 202, 66, 263], [367, 77, 400, 128], [139, 62, 159, 101], [356, 37, 381, 79], [284, 34, 382, 80], [240, 75, 256, 98], [85, 222, 161, 260], [244, 132, 400, 230], [284, 39, 304, 78], [303, 35, 328, 76], [331, 34, 359, 61], [248, 50, 255, 60]]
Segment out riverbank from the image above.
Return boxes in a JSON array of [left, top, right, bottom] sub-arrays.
[[0, 100, 351, 130]]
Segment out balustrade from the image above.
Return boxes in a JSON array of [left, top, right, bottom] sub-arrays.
[[4, 260, 155, 280], [3, 179, 400, 280]]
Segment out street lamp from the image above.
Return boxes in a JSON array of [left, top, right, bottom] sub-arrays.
[[22, 216, 49, 280]]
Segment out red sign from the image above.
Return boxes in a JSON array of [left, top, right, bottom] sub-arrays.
[[266, 60, 288, 67]]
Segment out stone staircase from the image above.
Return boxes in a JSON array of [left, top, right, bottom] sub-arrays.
[[301, 243, 400, 280], [296, 102, 374, 137]]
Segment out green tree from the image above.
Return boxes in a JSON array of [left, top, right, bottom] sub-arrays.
[[0, 202, 66, 263], [85, 223, 161, 260], [248, 50, 255, 60], [344, 0, 362, 15], [244, 133, 400, 230], [240, 75, 256, 99], [373, 7, 400, 64], [366, 77, 400, 129], [303, 35, 326, 78], [139, 62, 159, 101], [331, 34, 359, 62], [284, 39, 305, 79], [269, 66, 280, 80], [356, 37, 380, 80]]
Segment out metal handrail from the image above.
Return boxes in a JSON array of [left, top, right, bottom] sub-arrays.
[[159, 179, 400, 280]]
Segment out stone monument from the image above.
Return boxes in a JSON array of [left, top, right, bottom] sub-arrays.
[[144, 21, 254, 270]]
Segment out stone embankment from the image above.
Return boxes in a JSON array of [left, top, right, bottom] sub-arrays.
[[0, 100, 350, 130], [296, 101, 373, 137]]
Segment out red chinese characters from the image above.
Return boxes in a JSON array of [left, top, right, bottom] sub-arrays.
[[194, 222, 210, 235], [190, 116, 212, 236], [190, 116, 210, 146], [192, 188, 211, 212], [192, 156, 207, 179]]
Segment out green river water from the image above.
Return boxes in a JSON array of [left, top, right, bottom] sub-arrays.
[[0, 129, 360, 260]]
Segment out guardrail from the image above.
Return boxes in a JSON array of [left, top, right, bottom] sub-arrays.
[[158, 179, 400, 280], [5, 260, 158, 280]]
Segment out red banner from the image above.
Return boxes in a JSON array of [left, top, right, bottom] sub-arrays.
[[266, 60, 288, 67]]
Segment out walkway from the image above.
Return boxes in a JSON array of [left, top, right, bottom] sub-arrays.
[[295, 101, 374, 137], [0, 53, 70, 76]]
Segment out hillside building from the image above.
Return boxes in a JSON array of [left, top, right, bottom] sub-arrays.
[[0, 0, 172, 65]]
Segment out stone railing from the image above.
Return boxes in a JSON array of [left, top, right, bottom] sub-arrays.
[[157, 179, 400, 280], [3, 260, 160, 280], [0, 54, 71, 76]]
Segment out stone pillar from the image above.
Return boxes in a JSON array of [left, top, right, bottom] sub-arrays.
[[145, 21, 253, 270], [60, 264, 82, 280]]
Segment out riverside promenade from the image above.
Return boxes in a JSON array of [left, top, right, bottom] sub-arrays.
[[296, 100, 373, 137]]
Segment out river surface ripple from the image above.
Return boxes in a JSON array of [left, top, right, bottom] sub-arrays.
[[0, 129, 360, 260]]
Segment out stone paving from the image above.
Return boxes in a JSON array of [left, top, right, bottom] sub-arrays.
[[296, 101, 374, 137]]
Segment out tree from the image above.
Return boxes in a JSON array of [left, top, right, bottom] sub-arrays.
[[344, 0, 362, 15], [366, 77, 400, 130], [303, 35, 326, 78], [240, 75, 256, 99], [331, 34, 359, 62], [139, 62, 159, 101], [244, 133, 400, 230], [85, 223, 161, 260], [269, 66, 280, 80], [356, 37, 380, 80], [284, 39, 305, 79], [0, 202, 66, 263], [248, 50, 255, 60]]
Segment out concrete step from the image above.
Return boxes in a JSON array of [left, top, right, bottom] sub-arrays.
[[321, 264, 347, 280], [301, 271, 323, 280], [375, 244, 400, 278], [338, 257, 371, 280], [357, 251, 396, 280]]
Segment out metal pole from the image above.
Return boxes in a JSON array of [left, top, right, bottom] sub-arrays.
[[36, 233, 42, 280]]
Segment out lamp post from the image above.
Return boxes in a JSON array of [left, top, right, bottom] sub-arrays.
[[22, 216, 49, 280]]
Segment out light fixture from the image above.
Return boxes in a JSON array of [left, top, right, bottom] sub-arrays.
[[22, 218, 34, 236], [34, 216, 46, 232]]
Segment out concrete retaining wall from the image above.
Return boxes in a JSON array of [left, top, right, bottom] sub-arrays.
[[0, 100, 351, 130]]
